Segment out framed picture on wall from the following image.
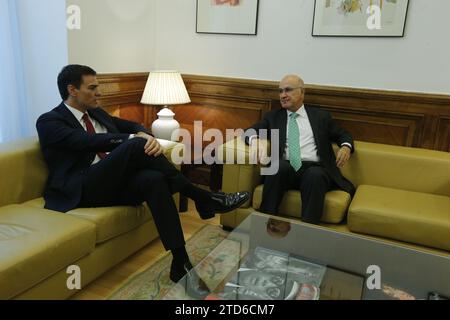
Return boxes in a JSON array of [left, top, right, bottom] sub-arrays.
[[196, 0, 259, 35], [312, 0, 409, 37]]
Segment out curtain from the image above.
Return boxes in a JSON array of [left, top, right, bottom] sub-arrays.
[[0, 0, 29, 143]]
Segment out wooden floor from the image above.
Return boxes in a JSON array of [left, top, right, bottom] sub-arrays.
[[71, 199, 220, 300]]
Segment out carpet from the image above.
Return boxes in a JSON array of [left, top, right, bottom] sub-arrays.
[[108, 225, 245, 300]]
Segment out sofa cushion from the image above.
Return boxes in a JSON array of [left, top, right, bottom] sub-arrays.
[[23, 198, 152, 244], [0, 205, 96, 299], [252, 184, 351, 224], [348, 185, 450, 251]]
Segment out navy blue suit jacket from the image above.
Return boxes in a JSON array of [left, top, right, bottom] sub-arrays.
[[36, 102, 148, 212]]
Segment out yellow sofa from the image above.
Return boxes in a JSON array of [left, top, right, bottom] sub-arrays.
[[0, 137, 184, 300], [219, 138, 450, 253]]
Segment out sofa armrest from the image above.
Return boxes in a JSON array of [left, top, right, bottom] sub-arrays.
[[156, 139, 184, 168], [218, 138, 264, 208]]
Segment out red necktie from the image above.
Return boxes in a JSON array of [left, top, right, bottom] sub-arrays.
[[82, 113, 107, 160]]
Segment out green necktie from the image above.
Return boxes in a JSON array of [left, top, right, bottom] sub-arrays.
[[288, 112, 302, 171]]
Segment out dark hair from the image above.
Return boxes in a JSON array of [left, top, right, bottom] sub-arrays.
[[57, 64, 97, 100]]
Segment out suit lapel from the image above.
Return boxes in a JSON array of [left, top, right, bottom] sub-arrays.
[[57, 103, 84, 130], [88, 109, 114, 133], [305, 105, 321, 149], [276, 109, 287, 155], [88, 109, 110, 131]]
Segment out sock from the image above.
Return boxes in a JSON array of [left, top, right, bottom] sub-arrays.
[[181, 183, 211, 203], [171, 246, 189, 264]]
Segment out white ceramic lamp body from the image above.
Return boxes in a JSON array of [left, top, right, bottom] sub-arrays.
[[151, 107, 179, 141], [140, 71, 191, 142]]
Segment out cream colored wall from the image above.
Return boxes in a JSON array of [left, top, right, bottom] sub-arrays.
[[67, 0, 450, 94], [154, 0, 450, 94], [67, 0, 155, 73]]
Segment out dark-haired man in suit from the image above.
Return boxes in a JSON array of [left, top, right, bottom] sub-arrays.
[[36, 65, 249, 293], [244, 74, 355, 224]]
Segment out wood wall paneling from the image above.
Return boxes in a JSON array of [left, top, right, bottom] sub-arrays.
[[97, 73, 149, 127], [96, 72, 450, 189], [322, 107, 424, 147], [97, 73, 450, 152], [173, 95, 271, 138], [435, 117, 450, 152]]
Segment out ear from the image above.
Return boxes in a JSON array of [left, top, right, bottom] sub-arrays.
[[67, 84, 78, 97]]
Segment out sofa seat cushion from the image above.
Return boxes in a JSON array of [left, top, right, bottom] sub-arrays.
[[252, 185, 351, 224], [348, 185, 450, 251], [0, 205, 96, 299], [23, 198, 152, 244]]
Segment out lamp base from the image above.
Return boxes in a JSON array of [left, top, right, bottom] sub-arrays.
[[151, 106, 180, 141]]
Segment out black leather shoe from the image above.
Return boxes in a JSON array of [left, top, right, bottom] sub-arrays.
[[169, 260, 210, 299], [170, 259, 193, 283], [196, 191, 250, 218]]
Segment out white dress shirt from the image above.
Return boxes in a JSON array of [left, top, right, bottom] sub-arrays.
[[64, 103, 108, 165], [285, 106, 320, 162]]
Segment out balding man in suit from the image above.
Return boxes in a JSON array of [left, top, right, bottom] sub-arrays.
[[244, 75, 355, 224]]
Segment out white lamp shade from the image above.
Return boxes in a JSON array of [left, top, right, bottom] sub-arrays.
[[140, 71, 191, 105]]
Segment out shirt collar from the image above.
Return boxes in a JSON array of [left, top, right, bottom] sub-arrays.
[[287, 104, 306, 118], [64, 103, 87, 122]]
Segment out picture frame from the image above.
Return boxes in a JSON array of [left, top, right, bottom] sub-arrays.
[[312, 0, 409, 37], [196, 0, 259, 35]]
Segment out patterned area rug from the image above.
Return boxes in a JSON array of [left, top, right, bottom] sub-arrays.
[[108, 225, 238, 300]]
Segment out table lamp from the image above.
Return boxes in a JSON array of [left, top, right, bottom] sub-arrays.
[[140, 71, 191, 141]]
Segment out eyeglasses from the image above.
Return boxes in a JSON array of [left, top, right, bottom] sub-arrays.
[[278, 86, 303, 94]]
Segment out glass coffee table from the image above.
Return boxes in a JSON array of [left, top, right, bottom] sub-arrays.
[[164, 212, 450, 300]]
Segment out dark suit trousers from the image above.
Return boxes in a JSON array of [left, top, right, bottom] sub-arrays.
[[259, 160, 335, 224], [79, 138, 190, 250]]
